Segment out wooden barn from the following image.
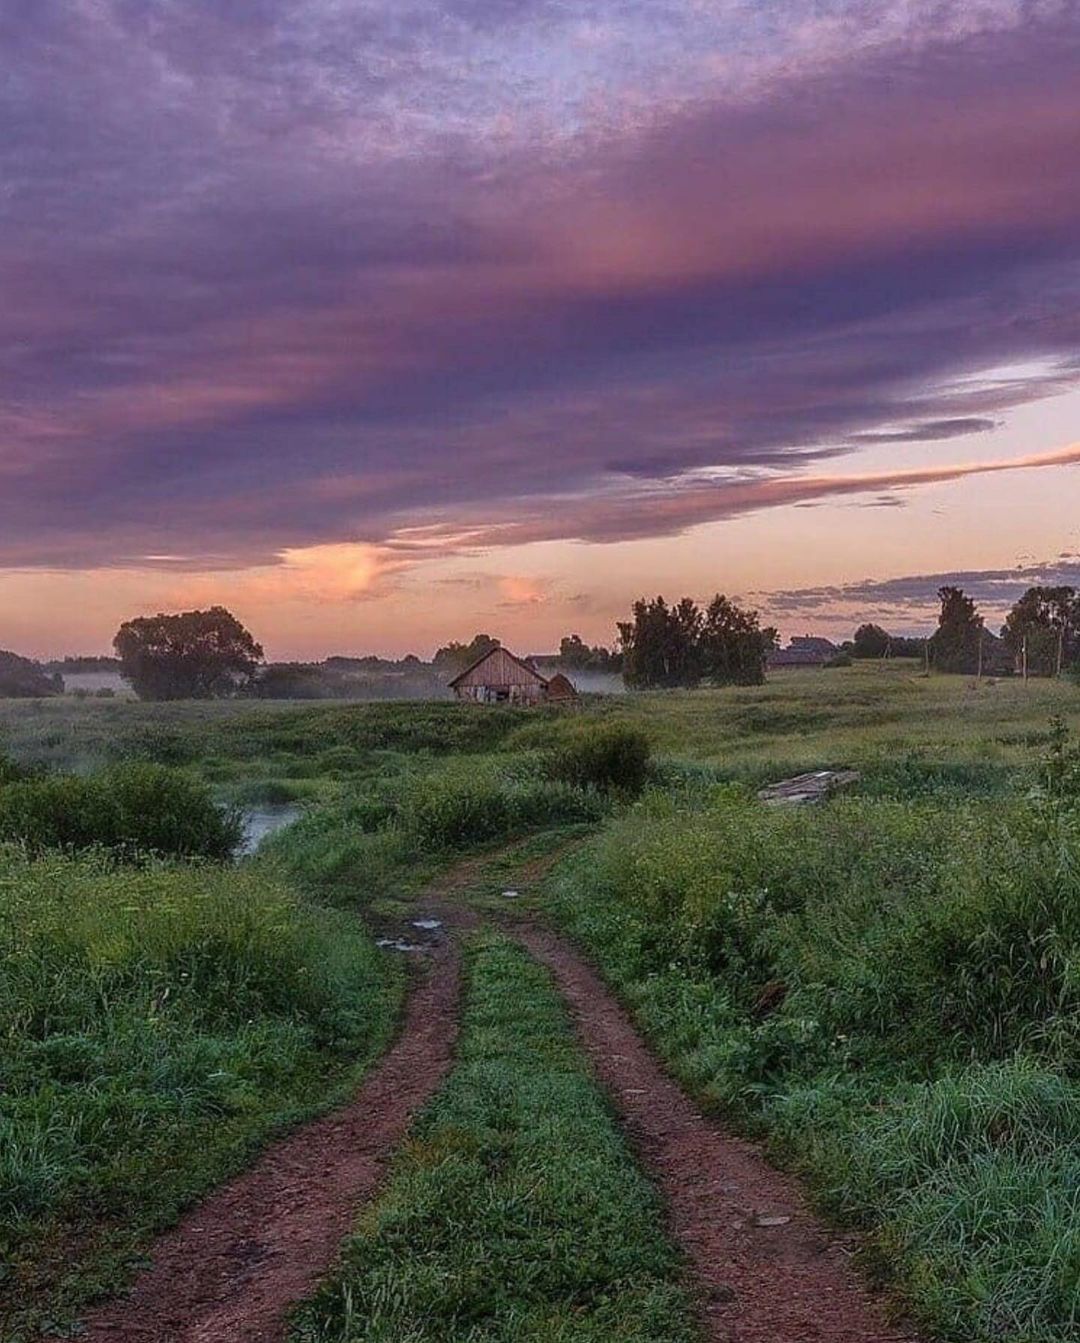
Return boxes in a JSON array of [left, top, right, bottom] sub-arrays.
[[448, 647, 578, 705]]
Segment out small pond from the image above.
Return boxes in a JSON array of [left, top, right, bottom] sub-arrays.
[[236, 804, 303, 857]]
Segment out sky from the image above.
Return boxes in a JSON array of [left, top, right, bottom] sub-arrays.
[[2, 0, 1080, 660]]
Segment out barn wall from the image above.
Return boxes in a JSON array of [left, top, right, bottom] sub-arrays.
[[452, 647, 546, 689]]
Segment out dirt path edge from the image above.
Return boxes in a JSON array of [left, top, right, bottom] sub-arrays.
[[512, 924, 918, 1343], [68, 943, 461, 1343]]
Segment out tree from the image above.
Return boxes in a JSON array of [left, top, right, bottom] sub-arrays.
[[432, 633, 500, 673], [558, 635, 622, 673], [1002, 586, 1079, 677], [618, 597, 701, 688], [928, 586, 984, 674], [699, 595, 776, 685], [114, 607, 263, 701], [0, 651, 62, 698], [618, 594, 771, 688], [852, 623, 892, 659]]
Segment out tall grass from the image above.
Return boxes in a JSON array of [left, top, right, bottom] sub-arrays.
[[267, 759, 605, 902], [1, 845, 397, 1336], [0, 763, 242, 859], [547, 782, 1080, 1341]]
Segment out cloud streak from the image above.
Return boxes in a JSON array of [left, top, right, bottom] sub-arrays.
[[2, 3, 1080, 571]]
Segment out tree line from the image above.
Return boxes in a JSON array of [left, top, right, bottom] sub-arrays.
[[9, 578, 1075, 702]]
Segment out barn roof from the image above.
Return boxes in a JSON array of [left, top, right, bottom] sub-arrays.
[[447, 645, 549, 689]]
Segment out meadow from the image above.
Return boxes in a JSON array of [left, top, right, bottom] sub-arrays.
[[2, 661, 1079, 1341]]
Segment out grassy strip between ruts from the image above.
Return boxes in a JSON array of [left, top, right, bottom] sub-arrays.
[[0, 846, 401, 1342], [290, 933, 701, 1343]]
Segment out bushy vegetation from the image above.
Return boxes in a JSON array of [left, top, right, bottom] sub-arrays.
[[0, 763, 242, 860], [545, 724, 651, 795], [291, 936, 697, 1342], [0, 651, 62, 699], [1, 846, 398, 1335], [547, 750, 1080, 1341], [268, 761, 604, 902]]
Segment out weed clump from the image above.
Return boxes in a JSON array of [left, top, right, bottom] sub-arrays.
[[546, 724, 651, 796], [0, 763, 242, 860]]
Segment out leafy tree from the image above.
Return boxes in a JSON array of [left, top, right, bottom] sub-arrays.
[[1002, 586, 1079, 677], [928, 586, 984, 674], [0, 651, 62, 698], [619, 597, 697, 688], [618, 594, 772, 688], [432, 633, 500, 673], [114, 607, 263, 701], [699, 595, 776, 685], [852, 623, 892, 659], [558, 634, 622, 673]]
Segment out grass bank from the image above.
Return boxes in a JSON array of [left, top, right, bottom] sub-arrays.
[[546, 777, 1080, 1342], [0, 847, 400, 1340], [290, 935, 700, 1343]]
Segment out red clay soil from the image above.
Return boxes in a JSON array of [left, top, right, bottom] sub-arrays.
[[514, 925, 918, 1343], [68, 943, 461, 1343]]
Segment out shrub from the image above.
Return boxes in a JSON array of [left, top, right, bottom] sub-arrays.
[[546, 725, 651, 795], [0, 764, 242, 860], [400, 771, 603, 850]]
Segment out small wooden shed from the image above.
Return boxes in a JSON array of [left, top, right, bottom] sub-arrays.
[[545, 672, 580, 703]]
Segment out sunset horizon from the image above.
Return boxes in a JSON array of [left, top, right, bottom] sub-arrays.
[[4, 2, 1080, 661]]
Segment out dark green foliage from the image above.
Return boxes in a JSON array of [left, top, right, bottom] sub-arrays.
[[431, 632, 501, 673], [268, 763, 603, 902], [114, 606, 264, 700], [401, 771, 602, 849], [852, 623, 891, 658], [557, 633, 622, 673], [929, 585, 988, 676], [291, 936, 697, 1342], [618, 593, 775, 688], [0, 763, 242, 859], [546, 724, 651, 795], [0, 650, 62, 698], [1002, 586, 1079, 677]]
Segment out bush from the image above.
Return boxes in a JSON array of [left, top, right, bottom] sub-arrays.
[[0, 764, 242, 860], [546, 725, 651, 795], [400, 770, 603, 850]]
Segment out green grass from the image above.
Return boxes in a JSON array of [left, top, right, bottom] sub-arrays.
[[509, 661, 1080, 791], [0, 846, 400, 1340], [544, 777, 1080, 1342], [264, 757, 607, 905], [290, 934, 700, 1343]]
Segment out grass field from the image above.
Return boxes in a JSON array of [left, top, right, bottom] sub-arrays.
[[2, 663, 1079, 1341]]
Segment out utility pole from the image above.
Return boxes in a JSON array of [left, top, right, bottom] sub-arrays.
[[1022, 634, 1028, 685], [976, 626, 984, 682]]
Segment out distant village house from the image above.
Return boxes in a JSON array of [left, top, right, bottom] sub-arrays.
[[767, 636, 839, 669], [448, 647, 579, 705]]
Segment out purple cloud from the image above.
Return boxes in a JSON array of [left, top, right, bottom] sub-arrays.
[[2, 3, 1080, 568], [764, 559, 1080, 627]]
